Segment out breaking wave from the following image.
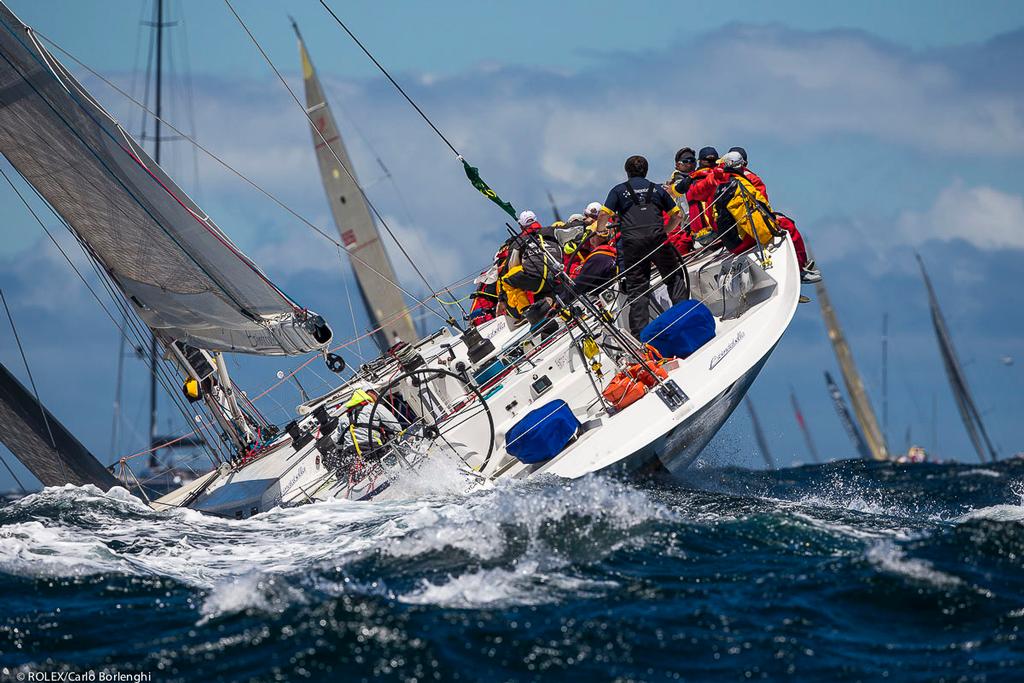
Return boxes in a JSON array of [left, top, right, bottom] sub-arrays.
[[3, 458, 1024, 680]]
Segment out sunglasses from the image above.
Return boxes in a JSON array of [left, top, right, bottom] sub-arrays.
[[678, 158, 696, 164]]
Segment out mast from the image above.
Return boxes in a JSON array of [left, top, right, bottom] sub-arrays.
[[148, 0, 164, 453], [881, 312, 888, 448], [789, 388, 822, 463], [814, 276, 889, 460], [546, 190, 563, 223], [745, 398, 775, 469], [916, 254, 998, 463], [825, 371, 872, 460], [292, 20, 417, 350]]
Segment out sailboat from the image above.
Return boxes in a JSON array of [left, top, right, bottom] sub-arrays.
[[294, 22, 417, 351], [916, 254, 998, 463], [814, 274, 889, 460], [0, 2, 803, 517]]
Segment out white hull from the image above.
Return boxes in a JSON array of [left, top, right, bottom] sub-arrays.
[[158, 235, 801, 518]]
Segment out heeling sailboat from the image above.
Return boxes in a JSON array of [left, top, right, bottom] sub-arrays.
[[814, 276, 889, 460], [824, 370, 872, 460], [1, 1, 806, 518], [0, 2, 331, 481], [293, 22, 417, 350], [916, 254, 998, 463]]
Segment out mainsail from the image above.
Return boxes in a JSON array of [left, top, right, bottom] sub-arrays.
[[916, 254, 998, 463], [824, 371, 872, 460], [815, 277, 888, 460], [0, 361, 117, 489], [294, 24, 417, 349], [0, 4, 330, 355]]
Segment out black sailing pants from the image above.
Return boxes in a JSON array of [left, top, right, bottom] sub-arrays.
[[621, 228, 690, 338]]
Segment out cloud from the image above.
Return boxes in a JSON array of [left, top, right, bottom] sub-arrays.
[[895, 180, 1024, 250]]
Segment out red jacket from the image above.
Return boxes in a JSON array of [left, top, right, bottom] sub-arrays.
[[686, 167, 728, 234], [742, 168, 768, 201]]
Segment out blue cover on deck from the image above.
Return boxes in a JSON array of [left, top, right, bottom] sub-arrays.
[[640, 300, 716, 359], [505, 400, 580, 464]]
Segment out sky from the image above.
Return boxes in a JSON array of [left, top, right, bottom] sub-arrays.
[[1, 0, 1023, 491]]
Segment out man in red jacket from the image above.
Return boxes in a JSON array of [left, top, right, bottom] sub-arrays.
[[725, 147, 820, 282]]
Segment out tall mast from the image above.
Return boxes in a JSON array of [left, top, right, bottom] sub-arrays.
[[745, 398, 775, 470], [789, 387, 822, 463], [916, 254, 998, 462], [882, 312, 888, 448], [148, 0, 164, 451]]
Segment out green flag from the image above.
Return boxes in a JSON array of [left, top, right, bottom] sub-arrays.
[[462, 158, 516, 219]]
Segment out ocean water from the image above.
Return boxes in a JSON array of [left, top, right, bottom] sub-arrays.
[[2, 458, 1024, 682]]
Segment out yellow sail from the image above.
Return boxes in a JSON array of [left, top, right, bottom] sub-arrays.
[[815, 277, 889, 460], [295, 24, 417, 349]]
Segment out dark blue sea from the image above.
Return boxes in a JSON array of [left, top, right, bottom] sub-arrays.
[[3, 458, 1024, 682]]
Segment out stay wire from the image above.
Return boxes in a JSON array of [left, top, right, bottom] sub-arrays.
[[0, 288, 64, 481], [318, 0, 459, 157], [37, 28, 459, 327], [1, 166, 226, 467], [222, 0, 453, 326]]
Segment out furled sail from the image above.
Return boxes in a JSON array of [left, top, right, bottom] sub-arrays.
[[0, 5, 330, 355], [916, 254, 998, 463], [815, 277, 889, 460], [824, 371, 872, 460], [744, 398, 775, 469], [0, 361, 117, 489], [295, 24, 417, 350]]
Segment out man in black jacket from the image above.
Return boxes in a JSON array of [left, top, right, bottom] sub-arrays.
[[596, 155, 688, 337]]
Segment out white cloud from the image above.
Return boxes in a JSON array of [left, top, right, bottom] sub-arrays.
[[896, 179, 1024, 250]]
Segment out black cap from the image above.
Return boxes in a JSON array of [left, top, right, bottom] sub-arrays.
[[698, 146, 719, 160], [675, 147, 696, 163], [728, 146, 748, 163]]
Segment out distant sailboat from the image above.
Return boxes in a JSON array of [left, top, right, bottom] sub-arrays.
[[744, 397, 775, 469], [815, 276, 889, 460], [916, 254, 998, 463], [294, 22, 417, 351], [824, 371, 872, 460], [789, 388, 822, 463]]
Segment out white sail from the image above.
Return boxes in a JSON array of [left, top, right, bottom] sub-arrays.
[[295, 27, 417, 349], [0, 4, 331, 355]]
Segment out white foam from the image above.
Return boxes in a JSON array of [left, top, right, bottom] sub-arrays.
[[954, 504, 1024, 523], [399, 560, 616, 608], [866, 540, 962, 588], [957, 469, 1002, 478], [199, 573, 307, 623]]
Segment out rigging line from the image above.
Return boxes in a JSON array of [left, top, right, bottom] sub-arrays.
[[0, 290, 61, 465], [0, 25, 283, 322], [1, 167, 225, 466], [224, 1, 452, 325], [36, 32, 445, 319], [317, 0, 459, 157], [11, 160, 228, 465], [0, 450, 28, 494]]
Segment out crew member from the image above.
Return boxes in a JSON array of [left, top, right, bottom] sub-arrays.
[[569, 227, 618, 293], [329, 389, 401, 468], [499, 209, 563, 315], [596, 155, 688, 337]]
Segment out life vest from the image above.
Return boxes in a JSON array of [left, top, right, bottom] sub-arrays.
[[687, 167, 718, 236], [715, 173, 777, 247], [569, 243, 616, 280]]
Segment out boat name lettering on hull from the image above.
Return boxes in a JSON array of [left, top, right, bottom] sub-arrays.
[[709, 331, 745, 370], [282, 465, 307, 497]]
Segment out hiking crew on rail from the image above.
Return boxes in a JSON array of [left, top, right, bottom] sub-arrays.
[[473, 145, 821, 335]]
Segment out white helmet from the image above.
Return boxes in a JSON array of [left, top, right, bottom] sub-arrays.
[[585, 202, 602, 218], [721, 151, 745, 169], [567, 213, 586, 226], [517, 210, 537, 227]]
